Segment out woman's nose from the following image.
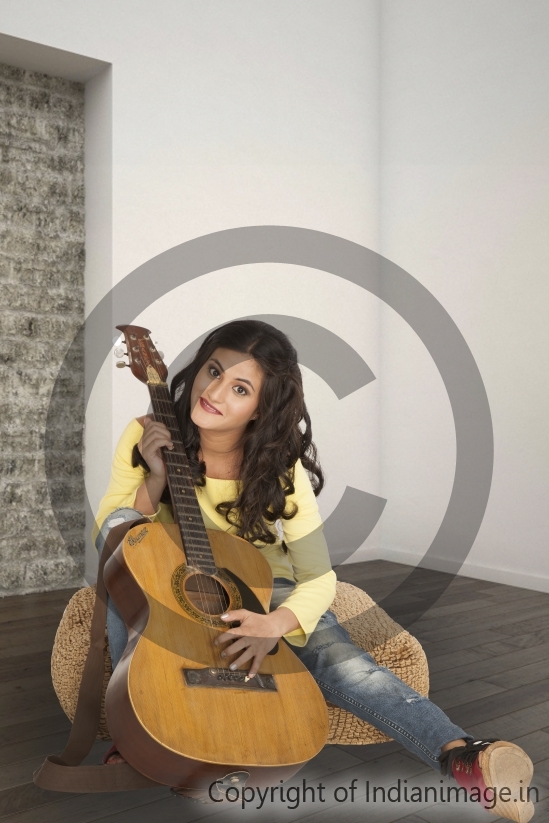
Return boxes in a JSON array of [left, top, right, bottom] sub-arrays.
[[206, 380, 225, 402]]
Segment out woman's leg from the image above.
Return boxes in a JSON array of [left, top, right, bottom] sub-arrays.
[[271, 580, 535, 821], [271, 579, 473, 772], [94, 508, 147, 672]]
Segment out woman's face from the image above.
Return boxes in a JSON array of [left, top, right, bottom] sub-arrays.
[[190, 347, 264, 434]]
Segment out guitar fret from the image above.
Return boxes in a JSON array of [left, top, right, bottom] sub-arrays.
[[148, 383, 217, 568], [188, 557, 214, 563], [183, 536, 211, 543]]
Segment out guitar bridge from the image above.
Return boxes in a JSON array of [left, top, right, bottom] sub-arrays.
[[183, 667, 277, 691]]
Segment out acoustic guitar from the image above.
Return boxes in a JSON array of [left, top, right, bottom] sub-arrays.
[[103, 324, 329, 793]]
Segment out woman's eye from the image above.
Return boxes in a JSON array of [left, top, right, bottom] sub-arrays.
[[233, 385, 247, 396], [209, 366, 220, 377]]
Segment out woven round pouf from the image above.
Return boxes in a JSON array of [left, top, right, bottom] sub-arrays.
[[51, 585, 112, 740], [51, 581, 429, 745], [324, 582, 429, 744]]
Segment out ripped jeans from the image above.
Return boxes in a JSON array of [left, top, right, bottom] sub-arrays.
[[95, 507, 473, 772]]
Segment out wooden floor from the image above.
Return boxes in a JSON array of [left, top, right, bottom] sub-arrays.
[[1, 560, 548, 823]]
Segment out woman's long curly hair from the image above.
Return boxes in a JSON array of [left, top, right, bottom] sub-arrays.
[[133, 319, 324, 546]]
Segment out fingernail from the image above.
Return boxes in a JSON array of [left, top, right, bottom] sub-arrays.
[[221, 614, 228, 620], [229, 663, 236, 671], [221, 652, 225, 658]]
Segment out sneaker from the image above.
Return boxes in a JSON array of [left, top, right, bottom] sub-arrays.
[[439, 739, 535, 822]]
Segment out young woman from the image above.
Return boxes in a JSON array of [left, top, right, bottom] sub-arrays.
[[93, 319, 534, 822]]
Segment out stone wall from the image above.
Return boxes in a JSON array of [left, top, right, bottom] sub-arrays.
[[0, 63, 85, 595]]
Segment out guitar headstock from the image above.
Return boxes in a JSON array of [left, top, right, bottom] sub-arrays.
[[114, 324, 168, 385]]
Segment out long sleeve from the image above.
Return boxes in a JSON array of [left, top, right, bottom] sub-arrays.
[[90, 418, 169, 547], [272, 459, 337, 646]]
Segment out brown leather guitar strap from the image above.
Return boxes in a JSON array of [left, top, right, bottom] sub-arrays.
[[33, 519, 165, 792]]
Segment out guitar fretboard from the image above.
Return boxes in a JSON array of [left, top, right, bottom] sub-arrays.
[[148, 384, 217, 574]]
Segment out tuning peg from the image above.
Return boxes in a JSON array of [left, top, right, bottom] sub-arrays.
[[152, 341, 164, 359], [115, 361, 128, 369], [113, 347, 126, 358]]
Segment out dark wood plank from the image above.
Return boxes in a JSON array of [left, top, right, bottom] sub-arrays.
[[410, 594, 549, 632], [409, 605, 549, 644], [428, 641, 549, 692], [336, 563, 475, 591], [483, 659, 549, 690], [401, 597, 495, 619], [469, 700, 549, 742], [420, 629, 511, 657], [0, 713, 71, 747], [0, 673, 55, 699], [509, 729, 549, 764], [0, 589, 78, 610], [0, 650, 53, 682], [333, 740, 404, 763], [0, 756, 58, 794], [498, 618, 549, 637], [411, 588, 506, 609], [0, 626, 64, 658], [446, 677, 549, 729], [0, 604, 69, 627], [426, 646, 495, 674], [473, 637, 549, 656], [0, 740, 110, 791], [0, 614, 66, 634], [472, 585, 548, 603], [478, 631, 549, 651], [0, 698, 65, 729], [0, 730, 73, 769], [0, 781, 75, 817], [428, 679, 506, 711], [0, 685, 62, 719], [0, 786, 171, 823], [94, 796, 220, 823]]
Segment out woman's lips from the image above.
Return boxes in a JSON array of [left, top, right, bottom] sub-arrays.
[[199, 396, 222, 415]]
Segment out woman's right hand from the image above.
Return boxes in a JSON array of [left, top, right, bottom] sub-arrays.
[[137, 416, 174, 484]]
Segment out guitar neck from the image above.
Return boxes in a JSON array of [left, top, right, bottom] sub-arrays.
[[148, 383, 217, 574]]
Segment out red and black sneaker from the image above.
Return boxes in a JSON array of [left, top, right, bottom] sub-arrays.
[[439, 738, 535, 821]]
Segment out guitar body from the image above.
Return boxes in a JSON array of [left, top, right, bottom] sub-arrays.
[[104, 521, 329, 789]]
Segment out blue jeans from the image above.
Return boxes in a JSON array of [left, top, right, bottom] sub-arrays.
[[95, 508, 473, 772]]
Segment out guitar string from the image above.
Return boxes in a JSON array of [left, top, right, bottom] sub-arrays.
[[152, 392, 216, 568], [152, 389, 219, 645], [151, 387, 228, 624], [150, 388, 215, 603], [148, 387, 213, 621]]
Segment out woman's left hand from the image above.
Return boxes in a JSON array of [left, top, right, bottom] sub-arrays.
[[214, 608, 300, 678]]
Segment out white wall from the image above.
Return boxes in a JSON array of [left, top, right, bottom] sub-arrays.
[[378, 1, 549, 589], [1, 0, 547, 591]]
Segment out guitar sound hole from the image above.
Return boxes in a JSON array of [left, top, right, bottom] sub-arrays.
[[184, 573, 230, 615]]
